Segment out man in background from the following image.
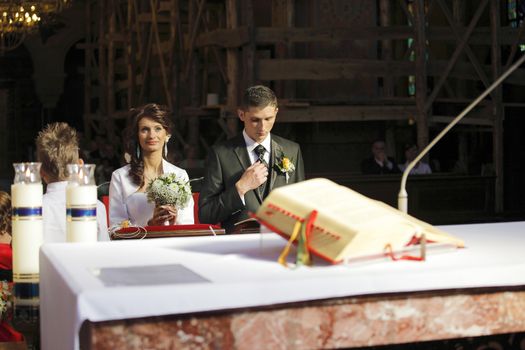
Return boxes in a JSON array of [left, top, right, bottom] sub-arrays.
[[361, 140, 400, 174]]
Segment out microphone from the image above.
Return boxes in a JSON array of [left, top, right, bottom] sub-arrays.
[[398, 53, 525, 213]]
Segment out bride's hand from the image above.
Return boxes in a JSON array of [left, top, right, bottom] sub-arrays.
[[148, 205, 178, 225]]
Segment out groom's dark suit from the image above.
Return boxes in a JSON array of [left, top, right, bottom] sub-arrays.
[[198, 133, 304, 233]]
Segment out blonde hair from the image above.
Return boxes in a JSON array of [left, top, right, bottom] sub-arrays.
[[36, 122, 79, 182], [0, 192, 11, 235]]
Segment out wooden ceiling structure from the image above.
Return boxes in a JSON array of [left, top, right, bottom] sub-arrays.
[[82, 0, 525, 213]]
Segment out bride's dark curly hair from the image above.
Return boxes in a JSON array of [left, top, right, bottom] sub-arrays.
[[124, 103, 173, 186]]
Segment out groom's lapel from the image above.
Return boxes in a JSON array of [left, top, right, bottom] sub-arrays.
[[233, 135, 251, 171], [233, 135, 264, 203], [270, 139, 283, 190]]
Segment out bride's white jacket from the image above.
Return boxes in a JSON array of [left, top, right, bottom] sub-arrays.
[[109, 159, 194, 227]]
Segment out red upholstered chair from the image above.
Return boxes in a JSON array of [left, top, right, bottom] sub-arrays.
[[102, 195, 110, 226], [192, 192, 201, 224]]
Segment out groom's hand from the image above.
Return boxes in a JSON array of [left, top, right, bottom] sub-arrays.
[[235, 162, 269, 197]]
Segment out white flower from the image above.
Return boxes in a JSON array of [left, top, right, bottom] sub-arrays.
[[145, 173, 192, 209]]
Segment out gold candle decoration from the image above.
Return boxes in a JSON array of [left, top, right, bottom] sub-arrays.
[[11, 162, 43, 283], [66, 164, 97, 243]]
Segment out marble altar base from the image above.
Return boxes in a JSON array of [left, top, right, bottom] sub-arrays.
[[81, 287, 525, 349]]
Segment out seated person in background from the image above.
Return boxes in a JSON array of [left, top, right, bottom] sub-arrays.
[[398, 143, 432, 175], [109, 103, 194, 227], [199, 85, 305, 233], [36, 123, 109, 242], [0, 192, 23, 343], [0, 192, 13, 280], [361, 140, 400, 174]]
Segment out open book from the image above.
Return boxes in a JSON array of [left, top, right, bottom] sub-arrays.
[[254, 178, 465, 264]]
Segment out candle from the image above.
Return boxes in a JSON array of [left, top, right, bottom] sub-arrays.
[[11, 163, 43, 284], [66, 164, 97, 243]]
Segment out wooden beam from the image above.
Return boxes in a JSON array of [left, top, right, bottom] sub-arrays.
[[132, 0, 143, 57], [425, 0, 490, 110], [198, 7, 229, 84], [98, 1, 107, 118], [225, 0, 239, 137], [195, 26, 525, 47], [276, 105, 417, 123], [138, 11, 155, 104], [505, 21, 525, 68], [151, 0, 173, 110], [399, 0, 415, 25], [83, 0, 93, 140], [413, 0, 429, 152], [491, 0, 503, 213], [126, 0, 135, 109], [380, 0, 393, 98], [183, 0, 206, 81], [168, 0, 179, 114], [257, 58, 525, 85], [241, 0, 255, 91], [108, 0, 116, 128], [196, 27, 250, 48], [113, 61, 525, 91], [258, 59, 416, 80], [137, 13, 172, 23], [187, 0, 201, 152], [430, 115, 494, 126], [272, 0, 295, 99]]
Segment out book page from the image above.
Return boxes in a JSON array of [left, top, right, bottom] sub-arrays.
[[256, 178, 464, 263]]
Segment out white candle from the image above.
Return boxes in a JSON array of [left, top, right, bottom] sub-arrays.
[[11, 182, 43, 283], [66, 184, 98, 243]]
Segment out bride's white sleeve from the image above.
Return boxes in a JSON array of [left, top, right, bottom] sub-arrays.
[[108, 171, 129, 226], [176, 170, 195, 224]]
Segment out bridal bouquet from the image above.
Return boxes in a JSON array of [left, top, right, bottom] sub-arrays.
[[146, 173, 192, 209]]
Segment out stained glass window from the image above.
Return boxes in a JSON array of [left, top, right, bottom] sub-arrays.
[[508, 0, 525, 51]]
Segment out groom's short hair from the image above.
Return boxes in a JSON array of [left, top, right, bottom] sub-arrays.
[[241, 85, 278, 110]]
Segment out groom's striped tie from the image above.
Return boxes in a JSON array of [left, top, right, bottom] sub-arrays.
[[254, 145, 269, 198]]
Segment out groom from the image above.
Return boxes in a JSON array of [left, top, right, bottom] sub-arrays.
[[199, 85, 305, 233]]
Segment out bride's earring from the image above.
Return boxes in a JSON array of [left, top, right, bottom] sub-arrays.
[[136, 144, 141, 159]]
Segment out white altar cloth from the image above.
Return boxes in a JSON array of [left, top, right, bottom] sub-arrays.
[[40, 221, 525, 350]]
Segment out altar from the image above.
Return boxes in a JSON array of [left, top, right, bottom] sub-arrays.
[[40, 221, 525, 349]]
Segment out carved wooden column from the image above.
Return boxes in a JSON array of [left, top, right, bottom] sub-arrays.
[[188, 0, 202, 155], [379, 0, 393, 98], [490, 0, 503, 213], [225, 0, 239, 137], [452, 0, 466, 98], [83, 0, 93, 140], [241, 0, 255, 93], [272, 0, 295, 99], [413, 0, 429, 151]]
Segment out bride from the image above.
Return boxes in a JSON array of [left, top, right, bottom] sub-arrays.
[[109, 103, 194, 227]]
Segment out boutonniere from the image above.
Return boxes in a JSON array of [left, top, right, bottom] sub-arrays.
[[275, 153, 295, 183]]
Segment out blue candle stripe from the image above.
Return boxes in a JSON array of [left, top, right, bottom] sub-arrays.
[[14, 283, 39, 299], [67, 208, 97, 218], [12, 207, 42, 217]]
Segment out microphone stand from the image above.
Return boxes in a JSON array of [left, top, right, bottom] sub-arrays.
[[398, 53, 525, 213]]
